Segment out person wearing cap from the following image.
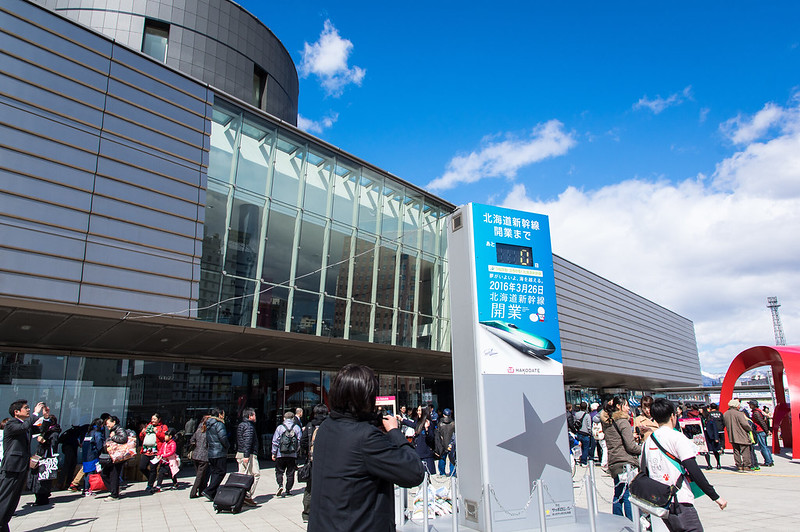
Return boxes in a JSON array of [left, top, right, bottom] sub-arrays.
[[748, 400, 774, 467], [434, 408, 455, 476], [722, 399, 753, 471]]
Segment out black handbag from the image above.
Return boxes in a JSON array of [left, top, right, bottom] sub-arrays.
[[297, 425, 317, 483], [629, 436, 684, 515]]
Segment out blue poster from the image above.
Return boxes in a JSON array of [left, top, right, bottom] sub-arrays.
[[471, 204, 563, 375]]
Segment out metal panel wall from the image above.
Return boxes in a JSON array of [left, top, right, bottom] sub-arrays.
[[554, 254, 702, 387], [0, 0, 209, 316]]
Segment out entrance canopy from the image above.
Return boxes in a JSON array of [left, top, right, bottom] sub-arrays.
[[719, 345, 800, 456]]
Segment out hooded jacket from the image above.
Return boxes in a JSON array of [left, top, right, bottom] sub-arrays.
[[600, 409, 641, 477], [435, 414, 455, 457]]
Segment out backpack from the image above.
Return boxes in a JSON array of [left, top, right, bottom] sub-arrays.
[[279, 426, 298, 454]]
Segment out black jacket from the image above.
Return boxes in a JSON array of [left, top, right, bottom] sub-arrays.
[[300, 416, 326, 458], [401, 419, 436, 460], [308, 412, 425, 532], [435, 416, 455, 457], [205, 417, 229, 459], [236, 420, 258, 458], [1, 414, 40, 473]]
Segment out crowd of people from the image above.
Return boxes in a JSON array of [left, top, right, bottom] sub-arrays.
[[567, 394, 777, 531], [0, 369, 457, 531]]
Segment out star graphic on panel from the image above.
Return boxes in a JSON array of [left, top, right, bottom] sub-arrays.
[[497, 394, 571, 486]]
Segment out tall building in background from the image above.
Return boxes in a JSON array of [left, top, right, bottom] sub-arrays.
[[0, 0, 701, 434]]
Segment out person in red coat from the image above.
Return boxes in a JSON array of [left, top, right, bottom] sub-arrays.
[[139, 413, 168, 493]]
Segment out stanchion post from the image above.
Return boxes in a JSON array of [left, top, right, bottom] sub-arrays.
[[536, 479, 547, 531], [588, 460, 599, 515], [584, 476, 597, 532], [631, 499, 641, 532], [451, 475, 458, 531], [422, 473, 429, 532], [485, 483, 493, 532]]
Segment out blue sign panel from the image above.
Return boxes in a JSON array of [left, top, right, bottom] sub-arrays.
[[471, 204, 562, 374]]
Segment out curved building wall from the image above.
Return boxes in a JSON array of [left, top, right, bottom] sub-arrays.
[[33, 0, 299, 124]]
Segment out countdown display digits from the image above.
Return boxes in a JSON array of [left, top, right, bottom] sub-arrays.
[[495, 243, 533, 267]]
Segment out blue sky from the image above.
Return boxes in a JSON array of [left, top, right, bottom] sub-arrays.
[[241, 1, 800, 374]]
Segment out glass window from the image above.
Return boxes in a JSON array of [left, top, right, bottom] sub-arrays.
[[218, 274, 255, 326], [402, 191, 422, 250], [397, 249, 418, 312], [0, 352, 67, 416], [349, 301, 371, 342], [397, 311, 415, 347], [417, 314, 433, 350], [224, 191, 264, 280], [253, 65, 267, 108], [296, 214, 326, 291], [332, 161, 357, 224], [235, 118, 272, 195], [142, 19, 169, 63], [321, 295, 347, 338], [197, 270, 222, 322], [304, 147, 333, 214], [321, 370, 337, 409], [374, 305, 394, 345], [290, 289, 320, 335], [325, 223, 353, 298], [381, 183, 402, 242], [438, 318, 451, 352], [352, 234, 375, 303], [256, 283, 288, 330], [357, 169, 382, 235], [63, 356, 130, 426], [418, 254, 436, 316], [201, 180, 230, 272], [378, 374, 396, 397], [261, 203, 297, 285], [397, 376, 421, 410], [421, 202, 442, 255], [271, 133, 304, 206], [208, 108, 240, 182], [283, 369, 321, 415], [375, 242, 397, 307]]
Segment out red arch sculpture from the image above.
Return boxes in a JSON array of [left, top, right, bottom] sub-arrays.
[[719, 345, 800, 457]]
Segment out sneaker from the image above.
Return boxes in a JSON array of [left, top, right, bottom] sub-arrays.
[[68, 485, 80, 492], [83, 490, 94, 497], [276, 487, 284, 497], [106, 495, 121, 501], [716, 465, 721, 469], [144, 486, 152, 493], [752, 466, 761, 471], [152, 487, 162, 493], [243, 497, 257, 507]]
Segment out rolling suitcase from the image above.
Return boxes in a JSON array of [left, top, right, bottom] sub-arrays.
[[212, 473, 255, 513]]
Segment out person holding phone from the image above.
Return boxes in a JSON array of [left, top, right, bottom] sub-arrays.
[[1, 399, 45, 531]]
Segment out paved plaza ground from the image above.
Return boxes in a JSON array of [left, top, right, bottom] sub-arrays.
[[10, 450, 799, 531]]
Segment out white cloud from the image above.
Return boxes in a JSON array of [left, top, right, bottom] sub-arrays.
[[720, 102, 786, 144], [297, 112, 339, 134], [499, 98, 800, 373], [426, 120, 576, 192], [300, 20, 365, 97], [633, 86, 692, 114]]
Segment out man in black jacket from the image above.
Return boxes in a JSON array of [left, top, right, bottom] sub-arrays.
[[1, 399, 45, 532], [236, 408, 259, 506]]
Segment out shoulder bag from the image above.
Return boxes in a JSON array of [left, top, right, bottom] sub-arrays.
[[628, 435, 684, 518], [297, 426, 318, 483]]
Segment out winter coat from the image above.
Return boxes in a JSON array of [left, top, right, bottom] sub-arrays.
[[401, 419, 436, 460], [105, 424, 128, 449], [236, 419, 258, 458], [271, 420, 302, 458], [139, 422, 168, 456], [600, 410, 641, 477], [751, 408, 770, 433], [435, 415, 455, 457], [308, 412, 425, 532], [205, 416, 229, 459], [189, 422, 208, 462], [722, 408, 752, 445], [82, 426, 104, 463], [300, 416, 326, 457]]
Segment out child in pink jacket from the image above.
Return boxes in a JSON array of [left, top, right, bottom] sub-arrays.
[[154, 429, 180, 492]]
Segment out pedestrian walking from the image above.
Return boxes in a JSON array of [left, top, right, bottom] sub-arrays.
[[154, 428, 180, 492], [272, 411, 302, 497], [100, 415, 128, 500], [748, 400, 774, 467], [202, 407, 229, 500], [235, 408, 259, 506], [722, 399, 753, 471], [599, 396, 641, 520], [644, 399, 727, 531], [188, 415, 210, 498], [300, 403, 328, 523], [139, 413, 168, 493]]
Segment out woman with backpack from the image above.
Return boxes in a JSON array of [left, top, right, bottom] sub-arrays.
[[271, 410, 302, 497]]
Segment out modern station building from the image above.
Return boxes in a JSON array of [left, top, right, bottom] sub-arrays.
[[0, 0, 701, 435]]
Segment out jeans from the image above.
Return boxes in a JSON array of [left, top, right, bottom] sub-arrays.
[[437, 456, 456, 476], [755, 431, 774, 465], [612, 473, 632, 520], [576, 433, 591, 465]]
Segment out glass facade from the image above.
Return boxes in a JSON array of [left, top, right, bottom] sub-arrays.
[[199, 100, 451, 351], [0, 352, 443, 438]]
